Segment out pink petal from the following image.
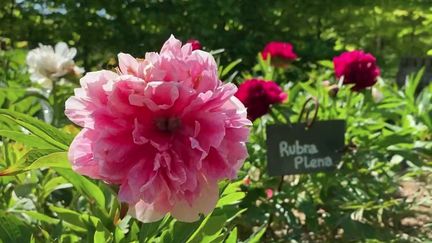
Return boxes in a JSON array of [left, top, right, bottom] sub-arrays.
[[68, 128, 101, 179], [171, 178, 218, 222], [128, 200, 167, 223]]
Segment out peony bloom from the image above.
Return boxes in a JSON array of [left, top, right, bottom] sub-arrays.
[[261, 41, 297, 67], [333, 50, 380, 91], [187, 39, 202, 51], [27, 42, 84, 89], [65, 35, 251, 223], [235, 79, 287, 121], [265, 188, 273, 199]]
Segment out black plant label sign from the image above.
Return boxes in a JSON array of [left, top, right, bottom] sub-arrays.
[[266, 120, 345, 176]]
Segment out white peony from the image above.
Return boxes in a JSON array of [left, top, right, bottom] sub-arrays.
[[26, 42, 84, 89]]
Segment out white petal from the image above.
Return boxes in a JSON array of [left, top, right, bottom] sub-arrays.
[[170, 179, 218, 222], [128, 200, 166, 223]]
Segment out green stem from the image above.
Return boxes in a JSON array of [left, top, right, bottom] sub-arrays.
[[345, 91, 353, 119]]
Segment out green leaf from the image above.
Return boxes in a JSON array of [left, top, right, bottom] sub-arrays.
[[160, 220, 201, 243], [114, 227, 126, 243], [216, 180, 245, 207], [221, 59, 242, 78], [0, 211, 32, 242], [43, 176, 72, 199], [244, 223, 267, 243], [225, 227, 237, 243], [139, 218, 165, 242], [186, 214, 225, 243], [405, 67, 424, 100], [318, 60, 334, 69], [216, 192, 245, 208], [0, 130, 57, 149], [126, 221, 140, 242], [0, 149, 59, 176], [0, 109, 72, 150], [93, 219, 112, 243], [49, 206, 87, 233], [54, 168, 106, 213], [27, 152, 71, 170], [13, 210, 60, 224]]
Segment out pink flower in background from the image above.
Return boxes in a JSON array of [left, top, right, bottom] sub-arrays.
[[187, 39, 202, 51], [235, 79, 287, 121], [333, 50, 380, 91], [261, 41, 297, 67], [265, 189, 273, 199], [65, 35, 251, 222]]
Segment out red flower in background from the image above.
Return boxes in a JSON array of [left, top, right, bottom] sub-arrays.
[[187, 39, 202, 51], [333, 50, 380, 91], [235, 79, 287, 121], [261, 41, 297, 67], [265, 189, 274, 199]]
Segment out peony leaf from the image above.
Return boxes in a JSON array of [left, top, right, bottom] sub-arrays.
[[0, 149, 59, 176], [42, 176, 72, 199], [221, 59, 242, 78], [49, 206, 87, 233], [139, 217, 168, 242], [160, 220, 201, 243], [318, 60, 334, 69], [0, 130, 57, 149], [216, 192, 245, 207], [186, 214, 226, 243], [405, 67, 425, 101], [13, 210, 60, 225], [0, 211, 32, 243], [93, 218, 112, 243], [26, 152, 71, 170], [54, 168, 106, 213], [217, 180, 246, 207], [225, 227, 238, 243], [244, 223, 267, 243], [0, 109, 72, 150]]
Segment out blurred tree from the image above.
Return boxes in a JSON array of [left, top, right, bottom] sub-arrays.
[[1, 0, 431, 76]]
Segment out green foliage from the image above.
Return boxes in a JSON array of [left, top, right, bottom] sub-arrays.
[[2, 0, 432, 75], [238, 57, 432, 241], [0, 108, 255, 242], [1, 3, 432, 240]]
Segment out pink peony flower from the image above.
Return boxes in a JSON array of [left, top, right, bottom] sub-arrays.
[[261, 41, 297, 67], [333, 50, 381, 91], [65, 35, 251, 223], [187, 39, 202, 51], [265, 188, 273, 199], [235, 79, 287, 121]]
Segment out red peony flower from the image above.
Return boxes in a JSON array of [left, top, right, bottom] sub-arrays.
[[261, 41, 297, 67], [187, 39, 202, 51], [235, 79, 287, 121], [333, 50, 381, 91], [265, 188, 273, 199]]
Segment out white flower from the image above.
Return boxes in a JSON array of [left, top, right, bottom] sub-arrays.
[[26, 42, 84, 89], [372, 86, 384, 103]]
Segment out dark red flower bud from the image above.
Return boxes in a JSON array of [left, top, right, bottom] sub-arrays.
[[187, 39, 201, 51], [235, 79, 287, 121]]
